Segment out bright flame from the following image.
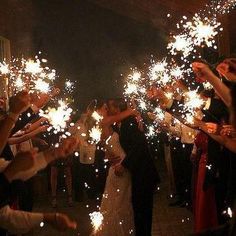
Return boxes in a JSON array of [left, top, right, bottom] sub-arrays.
[[25, 59, 43, 74], [92, 111, 103, 122], [34, 79, 50, 93], [89, 211, 104, 232], [39, 100, 72, 132], [168, 34, 193, 57], [89, 126, 102, 144], [0, 62, 9, 74]]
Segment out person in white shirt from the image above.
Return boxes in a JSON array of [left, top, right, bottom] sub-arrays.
[[70, 111, 97, 201], [0, 137, 78, 234]]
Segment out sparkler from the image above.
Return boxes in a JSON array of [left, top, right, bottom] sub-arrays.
[[185, 14, 222, 48], [0, 62, 9, 74], [39, 100, 73, 132], [0, 56, 58, 94], [122, 0, 236, 140], [89, 211, 104, 232], [89, 126, 102, 144], [92, 111, 103, 122], [167, 34, 194, 58]]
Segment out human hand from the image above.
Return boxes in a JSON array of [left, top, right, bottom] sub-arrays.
[[205, 122, 219, 134], [220, 125, 236, 138], [4, 148, 38, 182], [30, 87, 60, 110], [216, 59, 236, 82], [192, 62, 215, 82], [53, 137, 79, 159], [9, 91, 31, 115], [45, 213, 77, 231], [114, 164, 125, 177]]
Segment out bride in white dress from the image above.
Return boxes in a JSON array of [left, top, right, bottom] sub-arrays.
[[93, 101, 137, 236]]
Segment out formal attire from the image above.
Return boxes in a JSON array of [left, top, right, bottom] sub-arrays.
[[96, 132, 134, 236], [120, 116, 159, 236]]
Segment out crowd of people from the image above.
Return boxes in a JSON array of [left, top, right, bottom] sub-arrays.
[[1, 58, 236, 236]]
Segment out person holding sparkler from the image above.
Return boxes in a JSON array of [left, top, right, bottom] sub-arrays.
[[89, 99, 139, 236]]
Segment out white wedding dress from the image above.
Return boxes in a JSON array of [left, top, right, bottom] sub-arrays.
[[95, 132, 135, 236]]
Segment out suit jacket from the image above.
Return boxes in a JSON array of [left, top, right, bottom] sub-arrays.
[[120, 116, 159, 192]]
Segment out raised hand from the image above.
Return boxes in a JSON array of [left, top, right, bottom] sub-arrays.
[[192, 62, 215, 82], [44, 213, 77, 232], [54, 136, 79, 159], [9, 91, 31, 116], [30, 87, 60, 110], [4, 148, 38, 182], [216, 59, 236, 82]]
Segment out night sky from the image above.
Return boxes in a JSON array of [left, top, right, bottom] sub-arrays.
[[32, 0, 167, 111]]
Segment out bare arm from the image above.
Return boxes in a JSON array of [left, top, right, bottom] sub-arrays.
[[8, 126, 48, 145], [102, 108, 137, 126], [192, 62, 231, 107]]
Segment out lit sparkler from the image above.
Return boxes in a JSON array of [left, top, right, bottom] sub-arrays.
[[39, 100, 72, 132], [89, 126, 102, 144], [89, 211, 104, 232], [0, 62, 9, 74], [92, 111, 103, 122], [34, 78, 50, 93], [185, 14, 221, 48], [167, 34, 193, 58]]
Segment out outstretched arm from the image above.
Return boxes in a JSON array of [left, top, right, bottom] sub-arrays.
[[102, 108, 138, 126], [192, 62, 231, 107]]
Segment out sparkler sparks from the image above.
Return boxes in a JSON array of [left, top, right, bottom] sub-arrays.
[[122, 0, 235, 140], [0, 62, 9, 74], [89, 211, 104, 232], [25, 59, 43, 74], [89, 126, 102, 144], [168, 34, 193, 58], [0, 56, 60, 94], [185, 15, 221, 48], [92, 111, 103, 122], [34, 78, 50, 93], [39, 100, 73, 132]]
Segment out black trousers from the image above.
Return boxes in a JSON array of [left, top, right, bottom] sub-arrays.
[[74, 163, 97, 199], [171, 142, 193, 202], [132, 186, 154, 236]]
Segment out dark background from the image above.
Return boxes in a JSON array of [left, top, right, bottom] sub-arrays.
[[0, 0, 167, 111]]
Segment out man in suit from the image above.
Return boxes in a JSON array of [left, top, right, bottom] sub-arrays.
[[107, 99, 159, 236]]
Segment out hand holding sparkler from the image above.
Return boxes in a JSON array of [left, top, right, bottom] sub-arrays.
[[54, 136, 79, 159], [216, 58, 236, 82], [89, 211, 104, 233], [43, 213, 77, 231], [192, 62, 215, 82], [9, 91, 31, 117], [30, 87, 60, 111]]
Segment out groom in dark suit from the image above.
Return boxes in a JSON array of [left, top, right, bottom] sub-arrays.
[[107, 99, 159, 236]]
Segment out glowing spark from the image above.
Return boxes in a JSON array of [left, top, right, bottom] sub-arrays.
[[128, 71, 141, 81], [146, 125, 155, 138], [25, 59, 43, 74], [171, 66, 183, 79], [39, 100, 72, 132], [185, 113, 194, 124], [34, 79, 50, 93], [149, 59, 168, 81], [92, 111, 103, 122], [186, 15, 221, 47], [184, 90, 205, 110], [153, 107, 165, 120], [89, 126, 102, 144], [89, 211, 104, 232], [168, 34, 193, 57], [15, 76, 25, 90], [0, 62, 9, 74], [125, 83, 138, 95]]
